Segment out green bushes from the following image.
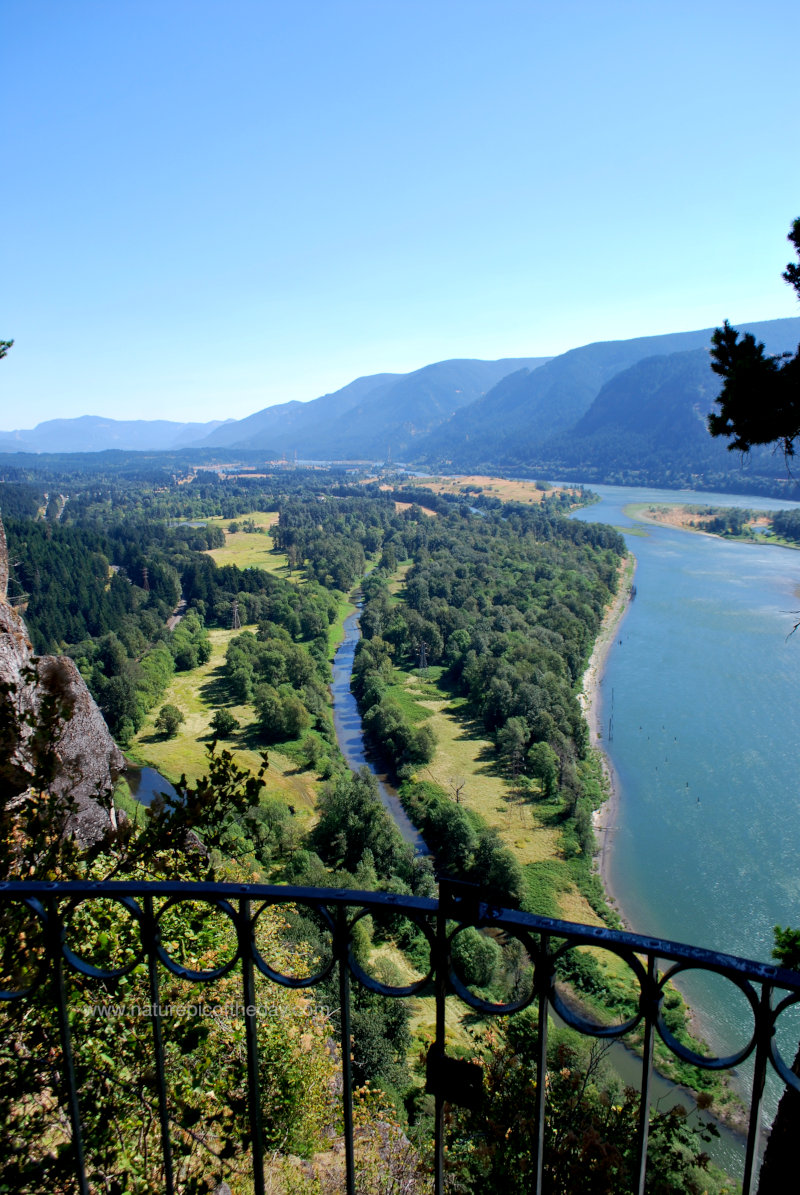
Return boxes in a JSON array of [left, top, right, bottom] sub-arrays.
[[399, 779, 525, 906]]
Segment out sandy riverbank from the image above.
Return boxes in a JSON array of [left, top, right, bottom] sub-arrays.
[[579, 551, 637, 921]]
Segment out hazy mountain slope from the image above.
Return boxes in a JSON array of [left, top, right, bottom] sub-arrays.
[[414, 318, 800, 468], [513, 339, 798, 489], [197, 372, 402, 449], [211, 357, 550, 457], [0, 432, 37, 452], [0, 415, 229, 454], [291, 357, 551, 459], [534, 349, 730, 476]]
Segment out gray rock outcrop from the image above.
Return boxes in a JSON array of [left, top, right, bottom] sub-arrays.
[[0, 515, 124, 846]]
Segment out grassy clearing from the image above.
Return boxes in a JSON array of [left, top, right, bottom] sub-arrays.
[[127, 626, 320, 821], [402, 474, 583, 506], [393, 500, 437, 517], [400, 668, 612, 940], [367, 945, 475, 1053], [203, 511, 296, 577], [384, 673, 435, 724], [406, 674, 561, 869], [326, 592, 355, 660], [386, 560, 412, 599], [112, 776, 147, 828]]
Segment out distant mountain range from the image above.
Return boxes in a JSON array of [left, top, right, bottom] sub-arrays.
[[0, 415, 230, 455], [3, 317, 799, 493], [197, 357, 552, 458]]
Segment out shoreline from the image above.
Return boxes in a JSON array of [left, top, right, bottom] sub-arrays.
[[580, 549, 749, 1141], [625, 501, 800, 551], [579, 551, 637, 925]]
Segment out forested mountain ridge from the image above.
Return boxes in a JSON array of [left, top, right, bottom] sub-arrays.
[[511, 348, 765, 487], [196, 356, 552, 456], [413, 317, 800, 475], [196, 370, 404, 450]]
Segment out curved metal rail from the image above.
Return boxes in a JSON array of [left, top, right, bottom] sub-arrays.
[[2, 877, 799, 1194]]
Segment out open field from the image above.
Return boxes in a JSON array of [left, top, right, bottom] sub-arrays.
[[626, 503, 723, 533], [393, 500, 437, 517], [326, 591, 356, 659], [408, 474, 582, 505], [407, 674, 559, 867], [203, 511, 296, 576], [126, 626, 320, 820]]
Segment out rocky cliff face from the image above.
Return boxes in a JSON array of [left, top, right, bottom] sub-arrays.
[[0, 515, 124, 846]]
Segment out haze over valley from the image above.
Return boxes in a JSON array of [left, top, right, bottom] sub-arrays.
[[3, 315, 800, 497]]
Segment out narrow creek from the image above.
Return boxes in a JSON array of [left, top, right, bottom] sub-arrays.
[[331, 602, 428, 854]]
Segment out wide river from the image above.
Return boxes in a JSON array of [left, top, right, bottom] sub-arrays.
[[571, 483, 800, 1121]]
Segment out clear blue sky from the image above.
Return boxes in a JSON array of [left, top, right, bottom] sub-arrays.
[[2, 0, 798, 427]]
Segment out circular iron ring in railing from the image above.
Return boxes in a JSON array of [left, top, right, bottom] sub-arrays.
[[655, 962, 760, 1070], [0, 896, 51, 1000], [347, 905, 435, 997], [547, 935, 650, 1039], [767, 990, 800, 1094], [61, 895, 146, 982], [250, 899, 337, 989], [447, 924, 541, 1015], [154, 896, 240, 982]]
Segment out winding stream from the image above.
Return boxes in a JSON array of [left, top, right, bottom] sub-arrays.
[[126, 601, 427, 856], [331, 603, 428, 854]]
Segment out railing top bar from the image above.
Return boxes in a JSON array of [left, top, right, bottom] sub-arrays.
[[3, 879, 800, 993], [0, 879, 438, 914]]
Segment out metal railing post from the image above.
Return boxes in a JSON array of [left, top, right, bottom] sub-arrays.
[[742, 984, 772, 1194], [337, 904, 356, 1195], [143, 894, 174, 1195], [532, 933, 551, 1195], [239, 897, 265, 1195], [47, 896, 90, 1195], [634, 955, 658, 1195]]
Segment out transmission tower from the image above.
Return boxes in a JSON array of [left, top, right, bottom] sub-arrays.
[[415, 639, 429, 671], [231, 599, 241, 630], [141, 566, 150, 592]]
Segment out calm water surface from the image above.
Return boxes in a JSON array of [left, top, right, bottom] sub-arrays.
[[332, 605, 428, 854], [125, 765, 179, 806], [571, 484, 800, 1123]]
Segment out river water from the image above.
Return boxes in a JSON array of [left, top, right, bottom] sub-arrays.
[[332, 604, 428, 854], [571, 483, 800, 1134]]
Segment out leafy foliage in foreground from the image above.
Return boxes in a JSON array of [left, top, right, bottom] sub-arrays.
[[0, 727, 338, 1194], [445, 1019, 730, 1195]]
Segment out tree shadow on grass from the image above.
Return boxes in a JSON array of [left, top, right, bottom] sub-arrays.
[[138, 732, 168, 746], [446, 710, 504, 781], [199, 665, 231, 709]]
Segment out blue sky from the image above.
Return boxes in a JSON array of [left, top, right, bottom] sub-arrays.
[[2, 0, 798, 427]]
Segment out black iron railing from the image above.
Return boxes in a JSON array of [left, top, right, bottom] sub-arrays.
[[2, 877, 800, 1194]]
